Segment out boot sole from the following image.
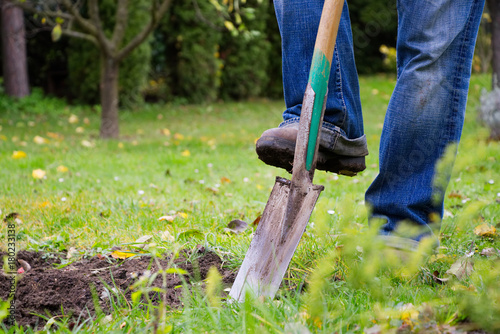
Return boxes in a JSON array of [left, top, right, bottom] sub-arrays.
[[256, 137, 366, 176]]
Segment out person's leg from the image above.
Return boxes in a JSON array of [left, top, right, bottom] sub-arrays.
[[256, 0, 368, 175], [365, 0, 485, 247]]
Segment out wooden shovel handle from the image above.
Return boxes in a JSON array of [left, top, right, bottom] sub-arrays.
[[315, 0, 344, 65], [303, 0, 344, 172]]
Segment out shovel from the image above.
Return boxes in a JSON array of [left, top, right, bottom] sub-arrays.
[[229, 0, 345, 301]]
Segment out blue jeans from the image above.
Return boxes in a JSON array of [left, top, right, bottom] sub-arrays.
[[274, 0, 484, 244]]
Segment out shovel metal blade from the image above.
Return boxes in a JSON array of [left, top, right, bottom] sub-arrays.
[[229, 176, 324, 302]]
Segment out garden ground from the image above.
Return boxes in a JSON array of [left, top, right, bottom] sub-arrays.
[[0, 74, 499, 333]]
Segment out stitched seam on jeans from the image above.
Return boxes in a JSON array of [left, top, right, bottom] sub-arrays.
[[334, 44, 348, 129], [448, 1, 477, 145]]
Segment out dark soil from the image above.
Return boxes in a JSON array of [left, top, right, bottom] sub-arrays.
[[0, 249, 235, 329]]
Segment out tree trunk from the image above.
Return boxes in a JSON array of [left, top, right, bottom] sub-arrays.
[[488, 0, 500, 88], [99, 55, 120, 138], [1, 0, 30, 97]]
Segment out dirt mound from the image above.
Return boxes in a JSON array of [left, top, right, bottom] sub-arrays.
[[0, 249, 235, 329]]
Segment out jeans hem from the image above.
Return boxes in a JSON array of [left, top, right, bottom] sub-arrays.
[[279, 118, 368, 157]]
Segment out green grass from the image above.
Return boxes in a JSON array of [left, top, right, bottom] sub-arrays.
[[1, 74, 500, 333]]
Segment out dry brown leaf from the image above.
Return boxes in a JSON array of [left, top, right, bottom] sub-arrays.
[[446, 255, 474, 280], [480, 247, 499, 257], [252, 215, 262, 226], [225, 219, 248, 234]]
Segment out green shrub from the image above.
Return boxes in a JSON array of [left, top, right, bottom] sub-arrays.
[[151, 0, 223, 104], [219, 0, 272, 100]]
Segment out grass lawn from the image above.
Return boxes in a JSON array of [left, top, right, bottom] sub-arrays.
[[1, 74, 499, 332]]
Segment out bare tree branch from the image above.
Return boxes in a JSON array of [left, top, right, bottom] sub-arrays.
[[111, 0, 129, 47], [15, 1, 73, 21], [59, 0, 97, 36], [116, 0, 172, 61], [62, 29, 98, 45], [88, 0, 112, 55]]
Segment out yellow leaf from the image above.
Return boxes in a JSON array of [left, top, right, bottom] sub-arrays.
[[177, 212, 188, 219], [32, 169, 46, 179], [12, 151, 27, 159], [181, 150, 190, 157], [39, 201, 51, 208], [174, 133, 184, 140], [161, 128, 171, 136], [474, 223, 497, 237], [256, 184, 263, 190], [111, 250, 136, 259], [0, 135, 7, 141], [33, 135, 48, 144], [224, 21, 235, 31], [57, 165, 69, 173], [51, 24, 62, 42], [220, 177, 231, 184], [118, 142, 124, 149]]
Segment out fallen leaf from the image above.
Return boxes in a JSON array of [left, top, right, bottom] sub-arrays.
[[81, 140, 94, 148], [134, 235, 153, 249], [446, 255, 474, 280], [164, 268, 189, 275], [3, 212, 19, 223], [432, 270, 449, 284], [160, 230, 175, 242], [67, 247, 79, 259], [75, 127, 85, 133], [177, 212, 188, 219], [181, 150, 190, 157], [158, 215, 175, 222], [174, 133, 184, 140], [57, 165, 69, 173], [12, 151, 27, 159], [32, 169, 46, 179], [111, 250, 136, 259], [206, 187, 219, 194], [120, 322, 127, 329], [474, 223, 497, 237], [252, 215, 262, 226], [221, 177, 231, 184], [448, 191, 463, 199], [480, 247, 499, 257], [364, 325, 381, 334], [33, 135, 48, 144], [161, 128, 171, 136], [225, 219, 248, 234], [68, 114, 79, 124], [46, 132, 63, 140]]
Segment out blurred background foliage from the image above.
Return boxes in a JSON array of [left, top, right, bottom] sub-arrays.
[[0, 0, 494, 107]]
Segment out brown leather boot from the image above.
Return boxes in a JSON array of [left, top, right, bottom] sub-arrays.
[[256, 126, 366, 176]]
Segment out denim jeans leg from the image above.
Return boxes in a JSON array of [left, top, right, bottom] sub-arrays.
[[365, 0, 485, 242], [273, 0, 365, 148]]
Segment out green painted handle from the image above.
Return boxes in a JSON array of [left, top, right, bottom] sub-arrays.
[[305, 0, 344, 171]]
